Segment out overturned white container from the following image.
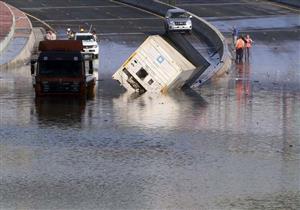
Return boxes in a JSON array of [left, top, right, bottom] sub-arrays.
[[112, 35, 196, 93]]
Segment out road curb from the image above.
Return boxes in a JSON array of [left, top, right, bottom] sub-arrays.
[[0, 4, 36, 70], [0, 2, 16, 54]]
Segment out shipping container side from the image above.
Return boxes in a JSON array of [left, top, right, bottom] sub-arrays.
[[138, 48, 174, 85], [134, 53, 164, 91], [168, 68, 195, 90], [138, 37, 182, 84], [155, 36, 196, 72], [112, 35, 196, 93]]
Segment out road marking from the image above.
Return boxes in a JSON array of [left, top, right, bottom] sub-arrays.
[[111, 0, 163, 19], [177, 0, 299, 13], [205, 14, 299, 21], [176, 2, 270, 6], [256, 0, 300, 13], [36, 17, 161, 23], [220, 27, 299, 34], [99, 32, 145, 36], [21, 5, 125, 10], [24, 12, 56, 32], [232, 28, 300, 33]]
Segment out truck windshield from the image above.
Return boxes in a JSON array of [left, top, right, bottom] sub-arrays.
[[39, 61, 82, 77], [171, 12, 189, 18], [76, 35, 94, 41]]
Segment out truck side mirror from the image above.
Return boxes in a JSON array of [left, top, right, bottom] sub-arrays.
[[30, 59, 36, 75], [189, 15, 193, 19], [88, 60, 93, 74]]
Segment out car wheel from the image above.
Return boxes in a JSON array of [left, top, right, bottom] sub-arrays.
[[164, 23, 169, 34]]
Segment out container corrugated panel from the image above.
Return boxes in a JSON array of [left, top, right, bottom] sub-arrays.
[[112, 35, 196, 93]]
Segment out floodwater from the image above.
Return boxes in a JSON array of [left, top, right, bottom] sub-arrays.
[[0, 35, 299, 210]]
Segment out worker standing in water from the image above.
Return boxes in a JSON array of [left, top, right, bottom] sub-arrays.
[[245, 34, 253, 60], [235, 36, 245, 63], [232, 26, 239, 45]]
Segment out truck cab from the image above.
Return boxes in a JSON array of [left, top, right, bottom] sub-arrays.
[[31, 40, 96, 97]]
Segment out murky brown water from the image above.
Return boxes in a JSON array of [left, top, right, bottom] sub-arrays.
[[0, 36, 299, 209]]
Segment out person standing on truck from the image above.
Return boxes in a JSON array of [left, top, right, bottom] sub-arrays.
[[92, 30, 97, 42], [244, 34, 253, 59], [67, 28, 71, 39], [50, 30, 57, 40], [70, 31, 75, 40], [235, 36, 245, 63], [45, 30, 51, 40]]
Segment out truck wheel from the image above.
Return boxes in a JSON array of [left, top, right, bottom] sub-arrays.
[[94, 54, 99, 59]]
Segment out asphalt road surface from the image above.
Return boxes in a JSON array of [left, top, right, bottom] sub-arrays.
[[5, 0, 165, 35]]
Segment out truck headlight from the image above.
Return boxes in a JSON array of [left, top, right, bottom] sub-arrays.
[[169, 20, 175, 25], [187, 20, 192, 25]]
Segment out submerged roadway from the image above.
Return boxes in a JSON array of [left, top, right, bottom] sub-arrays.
[[1, 0, 300, 209]]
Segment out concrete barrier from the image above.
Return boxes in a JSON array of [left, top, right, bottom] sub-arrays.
[[116, 0, 231, 86], [4, 28, 35, 70], [269, 0, 300, 8], [165, 33, 210, 86], [0, 4, 35, 70], [0, 2, 16, 53]]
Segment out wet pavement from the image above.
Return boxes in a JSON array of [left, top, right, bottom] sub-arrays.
[[4, 0, 165, 35], [1, 0, 300, 209]]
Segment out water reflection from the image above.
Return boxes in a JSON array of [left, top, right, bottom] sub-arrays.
[[112, 90, 207, 129], [35, 97, 86, 128], [99, 36, 145, 78], [235, 60, 252, 102], [1, 36, 299, 210]]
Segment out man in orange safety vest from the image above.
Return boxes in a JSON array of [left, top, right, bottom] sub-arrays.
[[235, 36, 245, 62]]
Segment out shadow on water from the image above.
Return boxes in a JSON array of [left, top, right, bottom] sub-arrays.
[[111, 87, 208, 130], [234, 60, 252, 102], [35, 97, 86, 128], [1, 32, 299, 210]]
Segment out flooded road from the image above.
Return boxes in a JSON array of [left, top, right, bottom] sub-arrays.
[[1, 34, 300, 209]]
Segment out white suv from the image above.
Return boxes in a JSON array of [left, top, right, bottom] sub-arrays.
[[75, 32, 99, 59], [165, 8, 192, 33]]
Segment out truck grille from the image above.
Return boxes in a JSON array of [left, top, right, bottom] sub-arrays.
[[42, 82, 80, 93]]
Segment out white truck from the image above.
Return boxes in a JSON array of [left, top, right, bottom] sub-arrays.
[[112, 35, 196, 93]]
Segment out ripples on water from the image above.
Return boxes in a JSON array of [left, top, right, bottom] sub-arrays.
[[0, 39, 299, 209]]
